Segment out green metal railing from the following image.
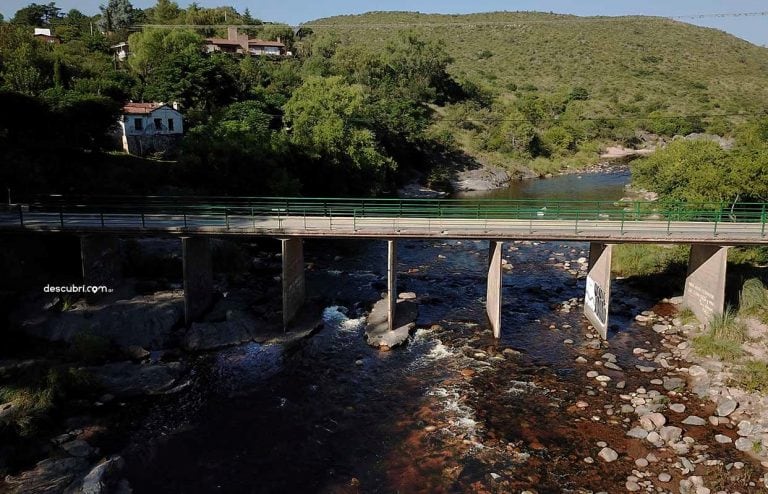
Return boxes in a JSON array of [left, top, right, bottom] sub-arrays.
[[1, 195, 766, 237]]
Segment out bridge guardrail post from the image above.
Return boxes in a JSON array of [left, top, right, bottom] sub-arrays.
[[529, 211, 533, 234], [713, 209, 720, 237], [59, 206, 64, 229], [353, 209, 356, 231], [620, 209, 625, 235], [666, 211, 671, 236], [250, 207, 254, 230], [761, 204, 766, 237], [18, 204, 24, 227], [225, 209, 230, 230], [303, 208, 307, 230], [574, 210, 579, 234], [184, 212, 188, 229]]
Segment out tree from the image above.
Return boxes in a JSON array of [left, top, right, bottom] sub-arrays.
[[126, 28, 201, 78], [149, 0, 181, 24], [11, 2, 62, 26], [632, 139, 736, 205], [98, 0, 135, 33], [284, 76, 394, 192]]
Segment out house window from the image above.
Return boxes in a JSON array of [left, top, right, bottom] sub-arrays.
[[154, 118, 162, 130], [134, 118, 143, 131], [168, 118, 175, 131]]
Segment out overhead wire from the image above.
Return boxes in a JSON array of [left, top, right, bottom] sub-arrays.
[[131, 11, 768, 30]]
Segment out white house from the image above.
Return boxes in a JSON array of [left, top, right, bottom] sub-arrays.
[[117, 102, 184, 157], [111, 42, 129, 62], [33, 27, 61, 44]]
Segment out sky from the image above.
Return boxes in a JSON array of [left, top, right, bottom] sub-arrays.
[[1, 0, 766, 46]]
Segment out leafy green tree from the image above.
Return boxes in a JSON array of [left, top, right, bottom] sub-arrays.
[[258, 24, 294, 45], [143, 51, 239, 113], [632, 139, 736, 204], [126, 28, 201, 78], [485, 108, 537, 154], [148, 0, 181, 24], [98, 0, 135, 33], [0, 24, 52, 94], [284, 76, 394, 192], [540, 126, 575, 156], [11, 2, 62, 26]]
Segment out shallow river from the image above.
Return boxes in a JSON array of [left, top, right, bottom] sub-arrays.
[[121, 170, 760, 493]]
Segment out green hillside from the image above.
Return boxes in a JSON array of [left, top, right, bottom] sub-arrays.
[[308, 11, 768, 115], [305, 11, 768, 176]]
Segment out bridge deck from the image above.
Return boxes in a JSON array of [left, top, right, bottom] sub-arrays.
[[1, 196, 766, 244], [1, 211, 766, 244]]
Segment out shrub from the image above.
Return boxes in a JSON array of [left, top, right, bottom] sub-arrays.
[[612, 244, 688, 277], [739, 278, 768, 315], [735, 360, 768, 393], [71, 330, 111, 363], [693, 308, 746, 361]]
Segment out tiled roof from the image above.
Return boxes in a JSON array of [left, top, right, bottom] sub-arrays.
[[205, 38, 285, 48], [248, 39, 285, 48], [204, 38, 242, 46], [123, 102, 166, 115]]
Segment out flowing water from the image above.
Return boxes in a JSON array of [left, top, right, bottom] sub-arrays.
[[121, 169, 753, 492]]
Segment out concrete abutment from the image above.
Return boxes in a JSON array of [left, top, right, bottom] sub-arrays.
[[80, 235, 121, 302], [182, 237, 213, 325], [387, 240, 397, 331], [487, 240, 503, 339], [584, 242, 613, 340], [683, 245, 729, 324], [281, 238, 306, 330]]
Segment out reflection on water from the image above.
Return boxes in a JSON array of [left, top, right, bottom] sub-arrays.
[[458, 169, 631, 202]]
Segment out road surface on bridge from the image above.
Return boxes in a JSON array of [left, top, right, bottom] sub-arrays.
[[1, 209, 766, 244]]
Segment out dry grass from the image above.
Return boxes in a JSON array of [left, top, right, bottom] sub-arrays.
[[693, 308, 746, 361]]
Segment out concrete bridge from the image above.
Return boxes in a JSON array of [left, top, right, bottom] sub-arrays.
[[2, 196, 767, 339]]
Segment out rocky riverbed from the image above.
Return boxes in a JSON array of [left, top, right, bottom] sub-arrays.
[[1, 179, 767, 492]]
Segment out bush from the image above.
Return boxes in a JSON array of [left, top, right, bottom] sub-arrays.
[[735, 360, 768, 393], [693, 308, 746, 361], [71, 330, 112, 363], [739, 278, 768, 315], [612, 244, 688, 277]]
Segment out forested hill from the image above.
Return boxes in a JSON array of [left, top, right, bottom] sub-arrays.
[[307, 11, 768, 117]]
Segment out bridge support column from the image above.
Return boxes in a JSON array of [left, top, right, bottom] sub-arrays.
[[281, 238, 306, 330], [80, 236, 121, 302], [584, 243, 613, 339], [387, 240, 397, 331], [683, 245, 729, 324], [487, 241, 503, 338], [182, 237, 213, 325]]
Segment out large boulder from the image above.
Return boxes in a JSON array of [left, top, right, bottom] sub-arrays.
[[451, 166, 511, 192], [87, 361, 185, 398], [78, 455, 125, 494], [364, 298, 418, 349], [3, 457, 89, 494], [184, 318, 257, 351], [20, 292, 184, 350]]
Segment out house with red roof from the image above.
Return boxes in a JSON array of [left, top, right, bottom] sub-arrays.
[[117, 102, 184, 157], [204, 26, 290, 57]]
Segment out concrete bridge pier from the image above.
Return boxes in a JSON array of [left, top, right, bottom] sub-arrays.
[[683, 245, 729, 324], [387, 240, 397, 331], [584, 243, 613, 339], [281, 238, 306, 330], [182, 237, 213, 325], [487, 240, 503, 338], [80, 235, 121, 302]]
